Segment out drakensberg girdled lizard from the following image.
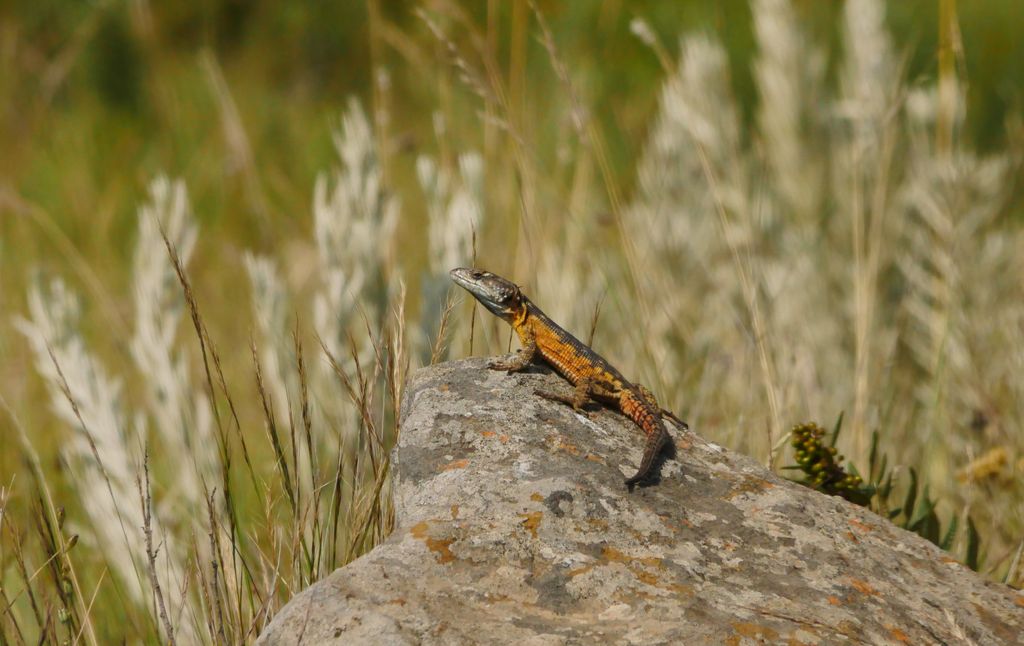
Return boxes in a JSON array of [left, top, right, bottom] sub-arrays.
[[450, 267, 688, 487]]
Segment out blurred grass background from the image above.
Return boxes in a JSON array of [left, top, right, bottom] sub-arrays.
[[3, 0, 1022, 404], [6, 0, 1022, 479], [2, 0, 1024, 642], [3, 1, 1023, 253], [2, 0, 1023, 376]]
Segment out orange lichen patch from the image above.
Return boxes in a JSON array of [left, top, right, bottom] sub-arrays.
[[939, 555, 960, 564], [481, 430, 496, 438], [518, 511, 543, 539], [530, 493, 545, 502], [567, 564, 595, 578], [845, 531, 859, 543], [636, 571, 660, 586], [835, 620, 865, 641], [727, 623, 779, 645], [1016, 595, 1024, 608], [439, 384, 450, 392], [450, 505, 459, 519], [586, 517, 608, 528], [827, 595, 842, 606], [619, 588, 658, 602], [481, 593, 510, 605], [784, 626, 821, 646], [608, 589, 644, 605], [386, 598, 407, 606], [547, 434, 580, 455], [425, 537, 455, 564], [601, 546, 664, 570], [601, 546, 630, 563], [848, 518, 874, 533], [723, 476, 776, 501], [847, 578, 878, 596], [499, 434, 510, 444], [409, 521, 456, 564], [596, 547, 689, 596], [585, 453, 606, 463], [886, 626, 911, 643], [600, 545, 679, 590], [441, 458, 469, 471]]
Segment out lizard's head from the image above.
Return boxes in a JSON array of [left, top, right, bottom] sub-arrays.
[[449, 267, 524, 323]]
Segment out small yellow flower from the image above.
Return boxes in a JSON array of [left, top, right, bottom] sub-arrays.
[[956, 447, 1008, 484]]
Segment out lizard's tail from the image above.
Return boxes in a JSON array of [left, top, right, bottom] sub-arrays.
[[624, 424, 668, 487], [621, 390, 670, 487]]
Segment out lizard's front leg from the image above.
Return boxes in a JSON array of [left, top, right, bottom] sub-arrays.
[[488, 328, 536, 373]]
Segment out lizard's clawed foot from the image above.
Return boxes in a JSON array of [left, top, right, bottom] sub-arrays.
[[487, 349, 533, 373], [660, 408, 689, 431]]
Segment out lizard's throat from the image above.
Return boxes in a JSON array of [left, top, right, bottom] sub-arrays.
[[510, 301, 530, 332]]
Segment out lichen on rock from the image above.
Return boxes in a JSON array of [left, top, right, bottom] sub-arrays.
[[257, 358, 1024, 645]]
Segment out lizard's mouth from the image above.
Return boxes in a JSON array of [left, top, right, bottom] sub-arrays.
[[448, 266, 481, 287], [448, 267, 486, 299]]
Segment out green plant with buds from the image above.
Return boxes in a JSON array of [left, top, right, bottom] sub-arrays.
[[787, 419, 871, 505], [784, 414, 982, 571]]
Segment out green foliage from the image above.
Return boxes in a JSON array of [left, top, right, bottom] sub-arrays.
[[91, 12, 145, 113], [785, 416, 871, 505], [786, 415, 982, 571]]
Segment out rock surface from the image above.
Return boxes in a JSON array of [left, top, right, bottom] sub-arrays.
[[257, 358, 1024, 645]]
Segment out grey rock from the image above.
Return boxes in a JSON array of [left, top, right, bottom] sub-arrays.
[[257, 358, 1024, 645]]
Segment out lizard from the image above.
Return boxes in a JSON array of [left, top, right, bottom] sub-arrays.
[[449, 267, 688, 487]]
